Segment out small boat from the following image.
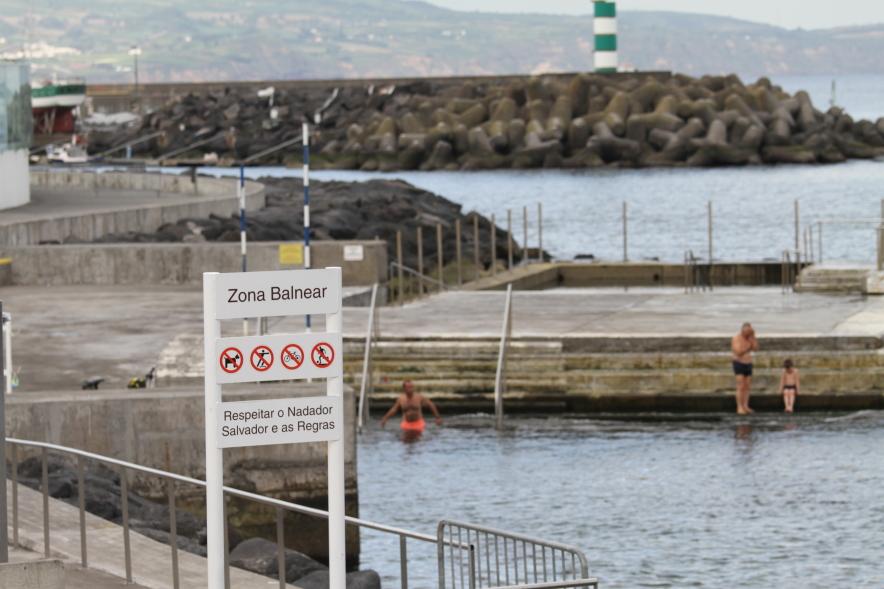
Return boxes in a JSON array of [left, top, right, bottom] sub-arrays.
[[46, 142, 89, 164]]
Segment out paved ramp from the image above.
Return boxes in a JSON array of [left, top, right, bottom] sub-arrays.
[[8, 480, 302, 589]]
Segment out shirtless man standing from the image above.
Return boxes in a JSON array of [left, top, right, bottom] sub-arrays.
[[731, 322, 759, 415], [380, 380, 442, 433]]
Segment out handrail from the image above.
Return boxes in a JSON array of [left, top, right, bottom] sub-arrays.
[[389, 261, 450, 291], [494, 580, 599, 589], [357, 283, 380, 432], [241, 135, 303, 164], [91, 131, 165, 158], [157, 134, 222, 161], [494, 284, 513, 430]]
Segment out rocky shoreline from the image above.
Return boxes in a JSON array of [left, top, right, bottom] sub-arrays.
[[93, 176, 526, 270], [94, 72, 884, 170]]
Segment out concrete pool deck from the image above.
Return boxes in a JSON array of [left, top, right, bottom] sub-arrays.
[[0, 284, 882, 393]]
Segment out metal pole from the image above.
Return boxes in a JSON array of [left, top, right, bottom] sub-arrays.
[[473, 216, 480, 281], [804, 227, 809, 260], [239, 167, 248, 336], [794, 200, 800, 252], [357, 283, 378, 431], [396, 231, 404, 303], [491, 214, 497, 276], [817, 221, 823, 263], [537, 203, 543, 263], [203, 273, 225, 588], [417, 227, 424, 295], [494, 284, 513, 430], [707, 201, 714, 290], [436, 223, 444, 292], [622, 201, 628, 263], [0, 302, 6, 563], [809, 226, 815, 262], [507, 210, 513, 270], [522, 206, 528, 264], [326, 268, 346, 589], [456, 219, 463, 286], [303, 122, 312, 331], [878, 225, 884, 272]]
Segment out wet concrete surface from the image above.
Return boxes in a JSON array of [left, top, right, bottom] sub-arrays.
[[1, 285, 882, 392]]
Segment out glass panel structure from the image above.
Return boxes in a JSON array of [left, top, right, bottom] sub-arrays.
[[0, 61, 33, 151]]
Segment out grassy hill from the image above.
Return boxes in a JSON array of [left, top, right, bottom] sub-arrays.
[[2, 0, 884, 82]]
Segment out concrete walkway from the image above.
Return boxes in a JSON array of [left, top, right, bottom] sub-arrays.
[[8, 479, 302, 588], [9, 545, 148, 588], [1, 284, 883, 391]]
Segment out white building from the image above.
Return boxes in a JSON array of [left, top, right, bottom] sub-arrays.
[[0, 61, 31, 210]]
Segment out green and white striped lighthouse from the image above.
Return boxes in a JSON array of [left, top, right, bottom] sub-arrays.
[[593, 1, 618, 73]]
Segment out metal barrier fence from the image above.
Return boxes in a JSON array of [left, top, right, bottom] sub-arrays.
[[5, 437, 447, 589], [437, 521, 597, 589]]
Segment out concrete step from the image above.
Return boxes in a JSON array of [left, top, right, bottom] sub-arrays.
[[344, 340, 562, 358], [796, 266, 870, 293]]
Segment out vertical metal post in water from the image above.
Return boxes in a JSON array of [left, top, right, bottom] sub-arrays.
[[537, 203, 543, 263], [507, 209, 513, 270], [490, 215, 497, 275], [436, 223, 444, 292], [396, 231, 404, 303], [817, 221, 823, 263], [0, 301, 6, 563], [303, 122, 313, 331], [455, 219, 463, 287], [522, 206, 529, 264], [794, 200, 800, 252], [707, 201, 714, 289], [473, 216, 480, 281], [416, 227, 424, 294], [622, 201, 628, 262]]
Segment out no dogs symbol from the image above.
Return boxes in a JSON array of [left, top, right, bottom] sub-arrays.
[[250, 345, 274, 372], [281, 344, 305, 371], [311, 342, 335, 368], [219, 347, 244, 374]]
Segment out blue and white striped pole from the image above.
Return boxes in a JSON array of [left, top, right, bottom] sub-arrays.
[[239, 165, 249, 335], [303, 122, 312, 331]]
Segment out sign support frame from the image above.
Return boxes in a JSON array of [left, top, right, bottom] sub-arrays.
[[203, 267, 345, 589]]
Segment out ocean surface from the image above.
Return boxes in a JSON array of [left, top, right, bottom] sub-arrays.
[[356, 412, 884, 589], [188, 74, 884, 264]]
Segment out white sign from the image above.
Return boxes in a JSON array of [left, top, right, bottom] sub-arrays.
[[214, 269, 341, 320], [217, 396, 342, 448], [343, 244, 364, 262], [215, 332, 342, 384]]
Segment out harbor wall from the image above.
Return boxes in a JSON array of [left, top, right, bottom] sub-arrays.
[[0, 171, 265, 247], [0, 240, 387, 287]]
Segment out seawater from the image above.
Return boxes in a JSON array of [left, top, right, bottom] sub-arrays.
[[357, 412, 884, 589], [190, 74, 884, 264]]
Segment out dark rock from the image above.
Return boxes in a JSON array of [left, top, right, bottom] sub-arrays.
[[295, 569, 381, 589], [230, 537, 326, 583]]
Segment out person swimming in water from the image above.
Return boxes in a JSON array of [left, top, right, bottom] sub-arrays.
[[380, 380, 442, 433]]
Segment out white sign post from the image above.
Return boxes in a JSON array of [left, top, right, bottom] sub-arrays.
[[203, 267, 345, 589]]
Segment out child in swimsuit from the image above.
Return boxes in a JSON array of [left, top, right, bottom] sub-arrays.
[[779, 358, 799, 413]]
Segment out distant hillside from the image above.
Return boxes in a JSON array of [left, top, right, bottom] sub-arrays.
[[2, 0, 884, 82]]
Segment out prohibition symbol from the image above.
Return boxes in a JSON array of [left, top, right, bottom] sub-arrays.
[[281, 344, 305, 371], [219, 347, 244, 374], [250, 345, 274, 372], [311, 342, 335, 368]]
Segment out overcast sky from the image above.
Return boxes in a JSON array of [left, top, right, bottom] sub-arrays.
[[418, 0, 884, 30]]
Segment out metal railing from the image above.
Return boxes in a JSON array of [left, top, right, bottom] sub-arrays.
[[683, 250, 710, 293], [781, 249, 802, 293], [5, 437, 444, 589], [357, 283, 380, 431], [390, 261, 451, 300], [91, 131, 166, 159], [437, 521, 597, 589], [494, 284, 514, 430]]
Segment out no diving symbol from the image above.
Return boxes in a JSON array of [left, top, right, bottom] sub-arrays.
[[219, 347, 244, 374], [311, 342, 335, 368], [250, 345, 274, 372], [281, 344, 305, 371]]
